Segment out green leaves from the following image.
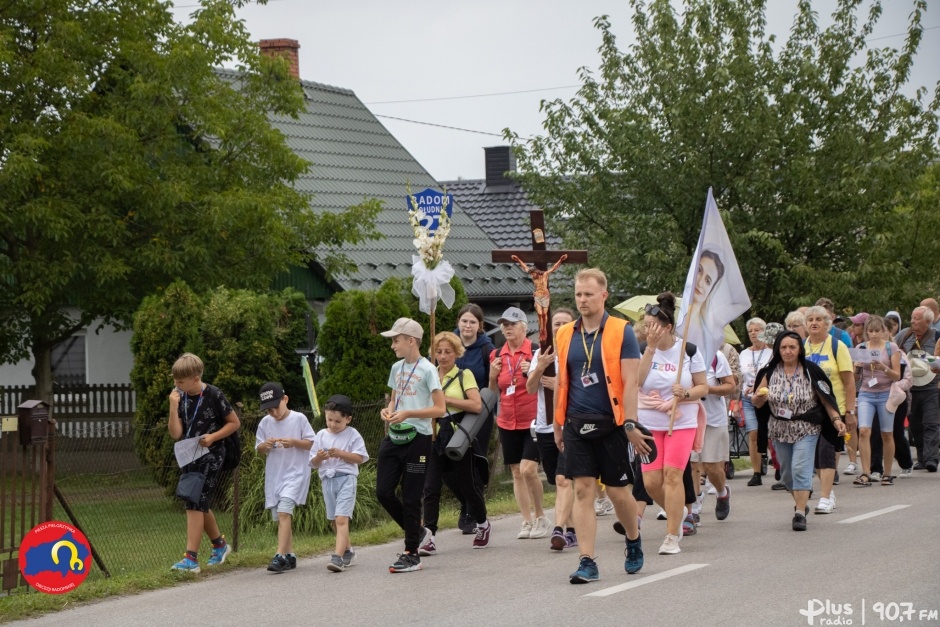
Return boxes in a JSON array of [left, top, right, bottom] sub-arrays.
[[509, 0, 939, 322]]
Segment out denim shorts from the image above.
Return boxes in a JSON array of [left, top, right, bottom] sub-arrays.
[[857, 390, 895, 431], [322, 474, 357, 520], [742, 397, 759, 433], [269, 497, 296, 522]]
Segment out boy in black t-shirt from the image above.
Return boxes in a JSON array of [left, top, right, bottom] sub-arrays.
[[168, 353, 241, 573]]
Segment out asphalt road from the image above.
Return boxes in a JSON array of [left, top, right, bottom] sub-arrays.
[[15, 462, 940, 627]]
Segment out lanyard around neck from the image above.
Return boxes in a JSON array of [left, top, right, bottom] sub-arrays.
[[580, 323, 600, 375], [182, 388, 205, 438], [394, 359, 421, 411]]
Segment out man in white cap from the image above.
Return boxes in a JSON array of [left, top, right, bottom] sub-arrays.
[[895, 306, 940, 472], [377, 317, 446, 572]]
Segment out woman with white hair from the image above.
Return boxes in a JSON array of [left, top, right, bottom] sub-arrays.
[[740, 318, 772, 486], [804, 306, 857, 513]]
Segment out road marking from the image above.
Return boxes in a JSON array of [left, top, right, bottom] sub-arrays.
[[584, 563, 709, 597], [837, 504, 910, 524]]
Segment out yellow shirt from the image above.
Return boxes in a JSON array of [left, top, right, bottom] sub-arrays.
[[804, 336, 853, 413]]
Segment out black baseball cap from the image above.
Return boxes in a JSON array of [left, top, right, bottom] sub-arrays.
[[325, 394, 354, 416], [259, 382, 286, 410]]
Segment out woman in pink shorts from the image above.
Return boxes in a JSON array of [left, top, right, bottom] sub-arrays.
[[637, 292, 708, 556]]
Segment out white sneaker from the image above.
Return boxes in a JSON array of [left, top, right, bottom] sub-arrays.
[[899, 468, 913, 478], [870, 471, 882, 482], [814, 498, 833, 514], [529, 516, 551, 539], [844, 462, 857, 475], [655, 508, 667, 520], [594, 497, 614, 516], [658, 534, 681, 555], [517, 520, 533, 539], [706, 483, 717, 496], [829, 491, 837, 510]]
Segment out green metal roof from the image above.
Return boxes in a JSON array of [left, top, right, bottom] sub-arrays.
[[216, 70, 531, 300]]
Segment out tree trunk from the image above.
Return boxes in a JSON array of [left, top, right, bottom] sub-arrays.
[[30, 340, 55, 411]]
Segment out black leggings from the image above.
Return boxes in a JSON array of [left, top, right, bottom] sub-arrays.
[[422, 447, 487, 534]]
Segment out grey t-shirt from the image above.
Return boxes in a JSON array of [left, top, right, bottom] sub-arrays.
[[895, 327, 938, 390]]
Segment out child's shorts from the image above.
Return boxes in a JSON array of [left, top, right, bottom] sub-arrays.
[[322, 474, 357, 520], [269, 497, 297, 522]]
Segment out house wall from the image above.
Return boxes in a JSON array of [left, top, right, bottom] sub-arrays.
[[0, 317, 134, 386]]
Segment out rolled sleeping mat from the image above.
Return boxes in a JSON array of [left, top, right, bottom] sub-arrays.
[[445, 387, 498, 461]]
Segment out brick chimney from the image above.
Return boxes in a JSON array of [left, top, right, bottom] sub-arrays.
[[259, 38, 300, 79], [484, 145, 516, 188]]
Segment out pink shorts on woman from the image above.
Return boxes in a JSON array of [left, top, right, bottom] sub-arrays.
[[642, 427, 697, 472]]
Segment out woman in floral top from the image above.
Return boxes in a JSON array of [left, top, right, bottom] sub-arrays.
[[752, 332, 845, 532]]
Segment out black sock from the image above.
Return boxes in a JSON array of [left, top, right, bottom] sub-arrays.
[[186, 550, 198, 561], [566, 527, 575, 534], [554, 526, 563, 533], [211, 536, 225, 548]]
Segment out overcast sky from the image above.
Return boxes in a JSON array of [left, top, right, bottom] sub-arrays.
[[171, 0, 939, 182]]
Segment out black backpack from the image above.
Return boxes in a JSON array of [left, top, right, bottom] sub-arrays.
[[221, 429, 241, 472]]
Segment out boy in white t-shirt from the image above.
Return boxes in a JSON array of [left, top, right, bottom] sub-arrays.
[[256, 382, 315, 573], [310, 394, 369, 572]]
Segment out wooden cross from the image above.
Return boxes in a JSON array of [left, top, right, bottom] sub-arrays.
[[491, 210, 588, 422]]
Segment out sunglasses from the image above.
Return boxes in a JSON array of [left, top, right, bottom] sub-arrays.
[[644, 304, 661, 316]]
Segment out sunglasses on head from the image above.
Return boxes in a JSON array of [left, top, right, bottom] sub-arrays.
[[644, 304, 661, 316]]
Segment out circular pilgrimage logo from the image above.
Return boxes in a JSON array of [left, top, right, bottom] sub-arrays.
[[18, 521, 91, 594]]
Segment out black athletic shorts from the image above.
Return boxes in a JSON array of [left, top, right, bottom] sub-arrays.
[[535, 431, 566, 484], [562, 415, 634, 487], [499, 427, 540, 466]]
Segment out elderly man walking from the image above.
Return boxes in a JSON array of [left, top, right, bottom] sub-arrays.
[[895, 306, 940, 472]]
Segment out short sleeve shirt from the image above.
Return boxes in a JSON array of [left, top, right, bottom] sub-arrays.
[[638, 338, 707, 431], [388, 357, 441, 435], [703, 351, 733, 427], [255, 410, 315, 508], [440, 366, 478, 416], [565, 312, 640, 417], [310, 426, 369, 479], [179, 383, 233, 459], [805, 336, 854, 413]]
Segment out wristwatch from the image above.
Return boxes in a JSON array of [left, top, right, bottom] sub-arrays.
[[684, 390, 691, 399], [846, 410, 856, 416], [624, 421, 637, 432]]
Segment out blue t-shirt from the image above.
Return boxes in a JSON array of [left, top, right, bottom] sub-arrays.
[[565, 312, 640, 417], [829, 326, 852, 349]]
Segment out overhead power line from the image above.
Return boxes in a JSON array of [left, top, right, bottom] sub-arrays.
[[373, 114, 511, 138]]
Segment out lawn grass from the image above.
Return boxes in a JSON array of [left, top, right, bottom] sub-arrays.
[[0, 474, 550, 623]]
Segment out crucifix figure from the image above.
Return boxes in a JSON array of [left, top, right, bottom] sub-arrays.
[[511, 253, 567, 347], [492, 210, 588, 424]]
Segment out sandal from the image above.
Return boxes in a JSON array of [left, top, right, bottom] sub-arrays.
[[881, 475, 894, 485], [853, 473, 873, 486]]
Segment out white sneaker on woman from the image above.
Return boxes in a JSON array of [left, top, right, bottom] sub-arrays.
[[517, 520, 533, 539], [529, 516, 550, 539], [658, 534, 681, 555]]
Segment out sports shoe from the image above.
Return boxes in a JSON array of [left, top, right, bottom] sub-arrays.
[[171, 555, 200, 574], [418, 533, 437, 557], [691, 512, 700, 524], [342, 549, 356, 567], [472, 523, 490, 549], [517, 520, 533, 539], [715, 487, 731, 521], [287, 554, 297, 570], [550, 528, 566, 551], [207, 541, 231, 567], [870, 471, 882, 482], [829, 491, 837, 510], [655, 508, 667, 520], [771, 481, 788, 491], [682, 514, 696, 536], [927, 461, 938, 473], [844, 462, 857, 475], [569, 555, 600, 584], [792, 511, 807, 531], [267, 554, 288, 573], [327, 554, 345, 572], [899, 467, 913, 478], [706, 484, 717, 496], [389, 551, 422, 573], [458, 510, 475, 535], [624, 536, 643, 574], [529, 516, 550, 539], [913, 461, 925, 470], [833, 471, 840, 485], [564, 530, 578, 549], [594, 497, 614, 516], [658, 534, 681, 555], [747, 473, 762, 487], [814, 498, 833, 514]]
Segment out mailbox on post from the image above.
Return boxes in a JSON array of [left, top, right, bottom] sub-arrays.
[[18, 400, 51, 446]]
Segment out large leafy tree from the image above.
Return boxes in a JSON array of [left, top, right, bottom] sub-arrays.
[[508, 0, 939, 322], [0, 0, 381, 401]]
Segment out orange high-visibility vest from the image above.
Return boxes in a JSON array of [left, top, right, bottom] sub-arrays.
[[554, 315, 629, 426]]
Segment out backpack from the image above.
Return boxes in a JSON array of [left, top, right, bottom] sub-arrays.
[[221, 429, 241, 472], [897, 328, 940, 351]]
